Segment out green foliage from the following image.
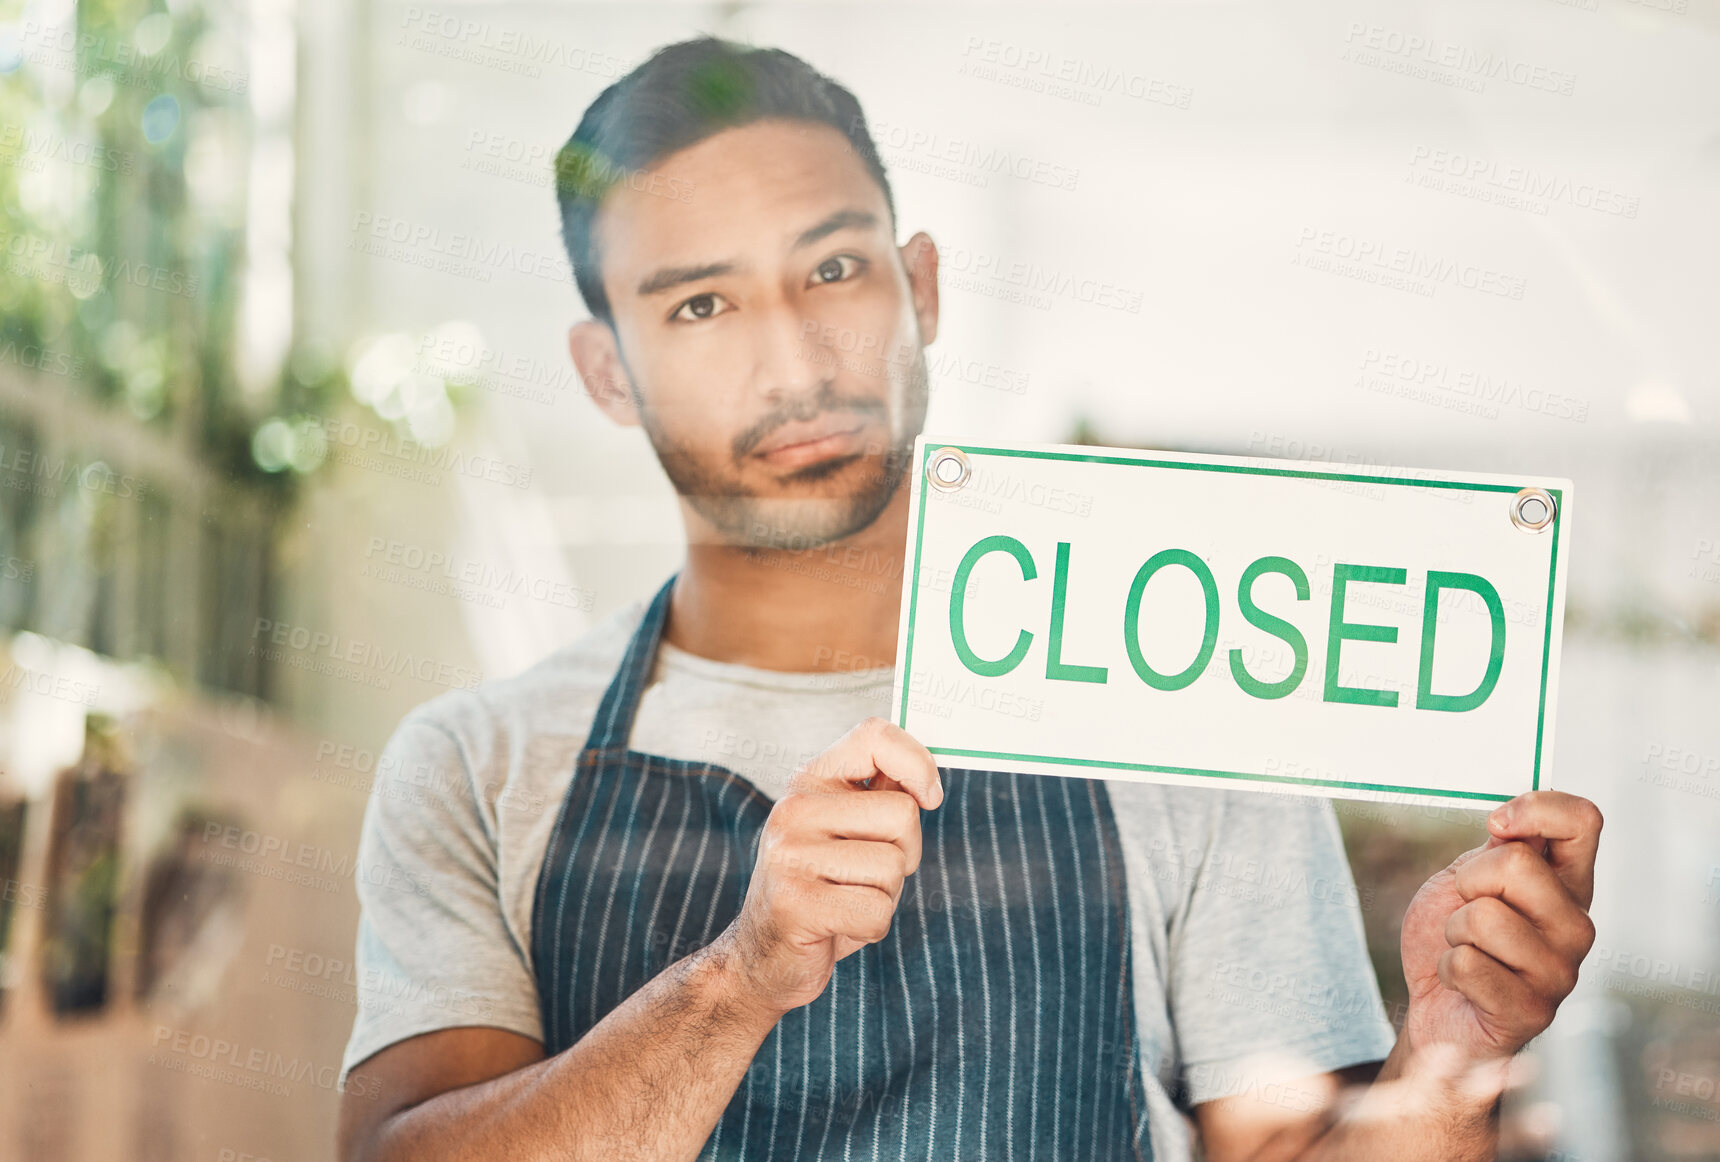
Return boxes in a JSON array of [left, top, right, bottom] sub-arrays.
[[0, 0, 341, 493]]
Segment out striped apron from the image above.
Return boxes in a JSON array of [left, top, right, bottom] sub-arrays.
[[531, 576, 1153, 1159]]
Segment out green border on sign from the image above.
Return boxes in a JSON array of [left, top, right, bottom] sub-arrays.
[[896, 443, 1564, 804]]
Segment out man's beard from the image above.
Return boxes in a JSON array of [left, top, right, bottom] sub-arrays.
[[638, 349, 929, 552]]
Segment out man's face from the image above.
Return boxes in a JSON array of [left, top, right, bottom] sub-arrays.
[[580, 118, 936, 549]]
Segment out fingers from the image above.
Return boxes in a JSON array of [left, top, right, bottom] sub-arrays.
[[737, 720, 936, 996], [789, 718, 944, 810], [781, 838, 912, 897], [770, 789, 922, 874], [1443, 896, 1580, 999], [1436, 942, 1552, 1037], [1485, 791, 1602, 908], [781, 877, 899, 945], [816, 884, 898, 944], [1453, 841, 1597, 964]]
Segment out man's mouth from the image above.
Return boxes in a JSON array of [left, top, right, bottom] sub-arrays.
[[751, 414, 869, 470]]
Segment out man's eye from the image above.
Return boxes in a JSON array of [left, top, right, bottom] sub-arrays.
[[670, 293, 730, 322], [810, 255, 863, 286]]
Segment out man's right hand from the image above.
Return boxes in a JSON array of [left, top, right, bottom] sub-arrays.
[[341, 719, 942, 1162], [723, 717, 943, 1015]]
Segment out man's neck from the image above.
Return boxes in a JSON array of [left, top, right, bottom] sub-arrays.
[[664, 486, 911, 673]]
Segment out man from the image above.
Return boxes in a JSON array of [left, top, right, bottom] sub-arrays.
[[337, 37, 1601, 1162]]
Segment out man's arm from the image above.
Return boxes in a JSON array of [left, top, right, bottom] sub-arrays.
[[1193, 790, 1602, 1162], [338, 932, 782, 1162], [1193, 1037, 1499, 1162], [337, 718, 944, 1162]]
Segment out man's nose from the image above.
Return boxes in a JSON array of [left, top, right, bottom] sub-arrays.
[[749, 299, 834, 400]]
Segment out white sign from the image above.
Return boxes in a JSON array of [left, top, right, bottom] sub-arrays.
[[890, 438, 1571, 809]]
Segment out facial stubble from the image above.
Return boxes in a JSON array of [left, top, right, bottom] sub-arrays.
[[635, 349, 930, 552]]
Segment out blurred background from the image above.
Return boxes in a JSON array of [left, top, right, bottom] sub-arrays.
[[0, 0, 1715, 1158]]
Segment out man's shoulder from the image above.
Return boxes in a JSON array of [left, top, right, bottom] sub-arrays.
[[396, 595, 651, 751]]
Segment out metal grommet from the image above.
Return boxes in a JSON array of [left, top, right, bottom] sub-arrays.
[[926, 446, 970, 492], [1510, 487, 1556, 533]]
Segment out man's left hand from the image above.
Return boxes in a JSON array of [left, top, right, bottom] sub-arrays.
[[1399, 790, 1603, 1063]]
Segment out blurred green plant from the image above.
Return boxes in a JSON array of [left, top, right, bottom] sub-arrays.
[[0, 0, 343, 494]]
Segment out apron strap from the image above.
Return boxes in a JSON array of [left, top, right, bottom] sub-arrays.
[[582, 572, 677, 752]]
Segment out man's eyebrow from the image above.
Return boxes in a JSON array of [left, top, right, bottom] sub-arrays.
[[632, 210, 879, 297], [636, 261, 738, 298], [792, 209, 879, 251]]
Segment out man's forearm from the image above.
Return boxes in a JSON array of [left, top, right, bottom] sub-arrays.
[[365, 932, 781, 1162], [1301, 1035, 1500, 1162]]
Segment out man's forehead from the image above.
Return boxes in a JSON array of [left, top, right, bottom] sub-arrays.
[[593, 119, 892, 282]]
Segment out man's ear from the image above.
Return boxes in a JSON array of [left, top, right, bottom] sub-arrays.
[[569, 320, 640, 427], [900, 231, 940, 348]]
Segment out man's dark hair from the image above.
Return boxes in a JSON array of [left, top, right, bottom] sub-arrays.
[[554, 37, 896, 327]]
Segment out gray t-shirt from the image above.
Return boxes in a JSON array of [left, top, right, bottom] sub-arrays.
[[343, 597, 1396, 1161]]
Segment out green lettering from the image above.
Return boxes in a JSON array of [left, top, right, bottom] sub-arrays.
[[950, 535, 1036, 677], [1323, 563, 1406, 706], [1228, 555, 1310, 699], [1124, 549, 1218, 691], [1416, 571, 1505, 711], [1046, 541, 1108, 683]]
